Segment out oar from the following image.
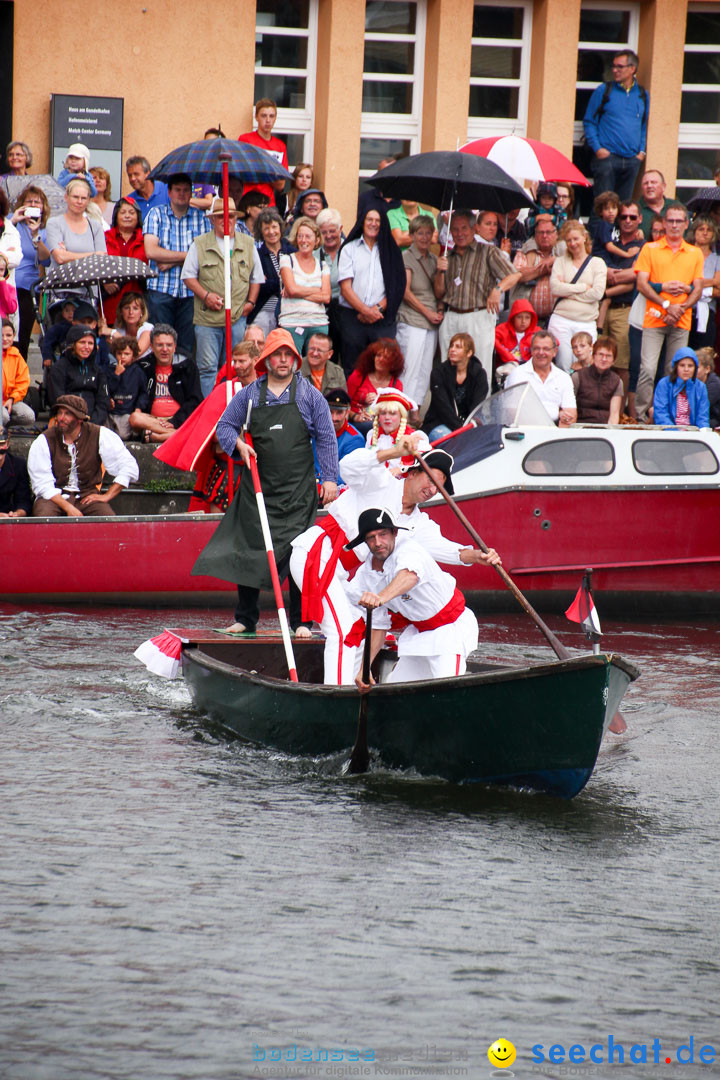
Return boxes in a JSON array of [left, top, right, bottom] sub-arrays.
[[414, 452, 571, 661], [244, 428, 299, 682], [348, 609, 373, 774]]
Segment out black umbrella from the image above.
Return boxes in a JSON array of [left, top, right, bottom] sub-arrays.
[[366, 150, 535, 213], [39, 254, 157, 291], [687, 187, 720, 214]]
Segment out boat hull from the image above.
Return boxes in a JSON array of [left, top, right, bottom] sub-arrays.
[[179, 635, 638, 798]]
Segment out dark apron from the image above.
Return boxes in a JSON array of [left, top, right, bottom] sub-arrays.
[[192, 376, 318, 588]]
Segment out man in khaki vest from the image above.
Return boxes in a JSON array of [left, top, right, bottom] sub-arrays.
[[27, 395, 138, 516], [181, 197, 264, 396]]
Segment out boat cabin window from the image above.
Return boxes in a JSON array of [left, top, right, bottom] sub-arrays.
[[632, 439, 719, 475], [523, 439, 615, 476]]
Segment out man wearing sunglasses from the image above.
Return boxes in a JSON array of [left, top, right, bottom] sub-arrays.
[[633, 205, 704, 422], [583, 50, 649, 201]]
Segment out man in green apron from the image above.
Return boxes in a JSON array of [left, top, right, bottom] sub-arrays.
[[192, 328, 338, 633]]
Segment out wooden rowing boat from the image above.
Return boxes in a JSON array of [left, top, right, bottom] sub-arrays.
[[174, 630, 639, 798]]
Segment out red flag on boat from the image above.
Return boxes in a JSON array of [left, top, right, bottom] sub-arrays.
[[134, 630, 184, 679], [565, 571, 602, 638]]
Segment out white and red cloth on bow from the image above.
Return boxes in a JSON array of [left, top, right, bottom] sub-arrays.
[[134, 630, 184, 679], [345, 539, 478, 683], [290, 447, 468, 685]]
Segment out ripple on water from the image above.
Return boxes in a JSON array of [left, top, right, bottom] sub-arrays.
[[1, 607, 719, 1079]]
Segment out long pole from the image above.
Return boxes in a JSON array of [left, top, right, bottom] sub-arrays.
[[220, 152, 233, 384], [348, 609, 373, 774], [244, 428, 299, 682], [414, 453, 572, 662], [220, 151, 234, 493]]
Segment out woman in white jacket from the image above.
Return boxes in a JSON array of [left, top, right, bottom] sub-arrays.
[[548, 220, 607, 372]]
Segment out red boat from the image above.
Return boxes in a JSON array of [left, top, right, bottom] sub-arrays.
[[3, 392, 719, 610]]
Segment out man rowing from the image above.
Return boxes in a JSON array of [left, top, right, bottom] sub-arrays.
[[290, 439, 500, 684], [347, 508, 499, 685]]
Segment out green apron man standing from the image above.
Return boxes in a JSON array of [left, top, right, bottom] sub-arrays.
[[192, 328, 339, 634]]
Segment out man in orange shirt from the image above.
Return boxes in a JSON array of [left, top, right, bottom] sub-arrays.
[[634, 204, 704, 422]]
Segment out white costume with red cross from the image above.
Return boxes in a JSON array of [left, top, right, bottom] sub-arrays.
[[347, 539, 478, 682], [289, 447, 466, 685]]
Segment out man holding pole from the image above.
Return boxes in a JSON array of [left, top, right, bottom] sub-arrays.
[[290, 441, 500, 685], [192, 328, 338, 636], [346, 508, 481, 686]]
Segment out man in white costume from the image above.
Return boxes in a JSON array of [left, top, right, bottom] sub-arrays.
[[290, 440, 500, 685], [346, 508, 495, 684]]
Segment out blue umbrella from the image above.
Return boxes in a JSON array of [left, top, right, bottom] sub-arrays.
[[149, 138, 292, 382], [148, 137, 291, 186]]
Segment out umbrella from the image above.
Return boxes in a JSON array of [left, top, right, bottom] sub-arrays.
[[39, 254, 157, 291], [150, 137, 293, 382], [461, 136, 590, 187], [148, 137, 292, 187], [687, 187, 720, 214], [2, 174, 67, 214], [366, 150, 535, 213]]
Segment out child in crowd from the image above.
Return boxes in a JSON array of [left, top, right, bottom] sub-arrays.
[[494, 298, 538, 368], [107, 335, 148, 440], [0, 254, 18, 319], [56, 143, 98, 196], [527, 183, 563, 232], [650, 215, 666, 241], [590, 191, 622, 258], [39, 298, 80, 366], [2, 319, 35, 427], [570, 331, 594, 371]]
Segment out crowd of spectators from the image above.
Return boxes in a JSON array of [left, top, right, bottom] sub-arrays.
[[2, 66, 720, 520]]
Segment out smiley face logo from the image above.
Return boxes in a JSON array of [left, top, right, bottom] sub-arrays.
[[488, 1039, 516, 1068]]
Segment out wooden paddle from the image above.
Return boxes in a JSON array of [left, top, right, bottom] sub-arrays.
[[413, 452, 572, 662], [348, 608, 373, 774]]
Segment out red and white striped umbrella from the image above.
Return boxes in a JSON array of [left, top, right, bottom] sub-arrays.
[[461, 135, 590, 187]]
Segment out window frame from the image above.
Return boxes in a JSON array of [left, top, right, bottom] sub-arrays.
[[467, 0, 533, 140], [631, 438, 719, 477], [522, 438, 617, 477], [254, 0, 318, 167], [359, 0, 427, 180], [676, 3, 720, 202]]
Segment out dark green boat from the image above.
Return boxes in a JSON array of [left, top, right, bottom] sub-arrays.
[[175, 630, 639, 799]]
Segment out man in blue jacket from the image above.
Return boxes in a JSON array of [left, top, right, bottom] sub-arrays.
[[583, 50, 649, 201]]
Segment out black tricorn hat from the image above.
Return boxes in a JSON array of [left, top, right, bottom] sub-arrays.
[[345, 507, 409, 549]]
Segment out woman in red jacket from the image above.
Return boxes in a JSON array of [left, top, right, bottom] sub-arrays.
[[102, 198, 147, 325]]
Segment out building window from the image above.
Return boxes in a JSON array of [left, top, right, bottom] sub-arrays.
[[467, 1, 532, 140], [676, 4, 720, 203], [254, 0, 317, 166], [359, 0, 426, 180]]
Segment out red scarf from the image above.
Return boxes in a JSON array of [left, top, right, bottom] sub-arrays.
[[301, 516, 362, 623], [345, 587, 465, 647]]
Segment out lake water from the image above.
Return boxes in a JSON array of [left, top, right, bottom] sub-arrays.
[[2, 605, 718, 1080]]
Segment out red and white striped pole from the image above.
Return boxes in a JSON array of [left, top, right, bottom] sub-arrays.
[[244, 427, 299, 682]]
